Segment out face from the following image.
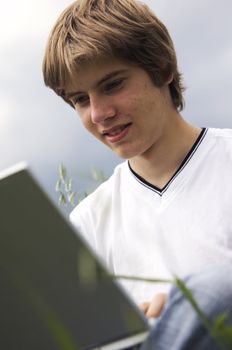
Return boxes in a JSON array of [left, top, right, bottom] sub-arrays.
[[65, 57, 173, 160]]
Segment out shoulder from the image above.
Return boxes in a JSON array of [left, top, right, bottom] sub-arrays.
[[207, 127, 232, 140], [204, 127, 232, 165], [69, 161, 128, 254], [70, 161, 127, 224], [206, 127, 232, 151]]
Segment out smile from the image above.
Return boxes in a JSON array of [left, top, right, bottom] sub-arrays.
[[102, 123, 131, 143]]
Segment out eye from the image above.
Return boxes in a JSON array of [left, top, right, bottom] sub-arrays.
[[71, 94, 89, 107], [104, 78, 124, 93]]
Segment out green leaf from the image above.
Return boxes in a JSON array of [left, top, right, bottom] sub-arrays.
[[68, 192, 76, 206], [113, 274, 173, 284], [212, 313, 228, 333], [174, 277, 210, 329], [217, 326, 232, 346], [91, 167, 100, 181], [211, 313, 232, 348], [59, 164, 67, 183], [65, 178, 73, 192], [91, 167, 106, 182], [55, 179, 61, 192], [58, 192, 67, 206]]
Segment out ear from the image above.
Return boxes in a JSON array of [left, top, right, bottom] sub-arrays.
[[165, 73, 173, 85]]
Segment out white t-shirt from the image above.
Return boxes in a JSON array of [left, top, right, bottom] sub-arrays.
[[70, 128, 232, 304]]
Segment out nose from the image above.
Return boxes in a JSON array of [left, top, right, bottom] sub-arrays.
[[90, 95, 116, 124]]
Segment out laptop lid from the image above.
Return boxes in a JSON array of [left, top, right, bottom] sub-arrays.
[[0, 163, 149, 350]]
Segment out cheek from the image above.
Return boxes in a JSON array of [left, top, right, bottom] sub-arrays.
[[122, 83, 154, 115], [127, 95, 152, 119], [119, 92, 142, 116]]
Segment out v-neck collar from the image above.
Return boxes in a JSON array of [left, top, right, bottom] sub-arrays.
[[128, 128, 208, 197]]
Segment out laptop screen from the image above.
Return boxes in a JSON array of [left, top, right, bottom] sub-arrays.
[[0, 164, 148, 350]]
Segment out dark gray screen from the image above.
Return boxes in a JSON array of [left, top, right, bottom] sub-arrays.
[[0, 168, 148, 350]]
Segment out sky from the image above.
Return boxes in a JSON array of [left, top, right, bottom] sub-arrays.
[[0, 0, 232, 209]]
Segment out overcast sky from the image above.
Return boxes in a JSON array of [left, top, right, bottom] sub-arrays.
[[0, 0, 231, 205]]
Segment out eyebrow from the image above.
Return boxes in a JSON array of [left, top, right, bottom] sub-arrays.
[[65, 69, 129, 100]]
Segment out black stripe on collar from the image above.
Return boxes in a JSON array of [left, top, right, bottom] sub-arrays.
[[128, 128, 208, 196]]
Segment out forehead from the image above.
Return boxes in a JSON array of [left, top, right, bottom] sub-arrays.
[[64, 57, 132, 95]]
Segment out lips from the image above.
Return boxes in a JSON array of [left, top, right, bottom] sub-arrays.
[[102, 123, 131, 143], [102, 124, 129, 136]]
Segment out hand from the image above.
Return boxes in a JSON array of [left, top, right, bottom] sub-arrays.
[[139, 292, 167, 319]]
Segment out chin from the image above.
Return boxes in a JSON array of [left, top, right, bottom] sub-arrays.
[[114, 147, 139, 160]]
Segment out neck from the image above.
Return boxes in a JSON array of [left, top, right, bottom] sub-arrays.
[[129, 114, 201, 189]]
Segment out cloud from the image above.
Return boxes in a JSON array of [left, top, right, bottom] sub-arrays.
[[0, 0, 72, 43]]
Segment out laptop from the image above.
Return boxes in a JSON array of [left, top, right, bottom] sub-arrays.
[[0, 163, 150, 350]]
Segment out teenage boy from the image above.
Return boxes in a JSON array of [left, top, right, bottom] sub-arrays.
[[43, 0, 232, 348]]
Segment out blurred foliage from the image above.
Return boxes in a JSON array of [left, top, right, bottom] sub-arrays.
[[56, 164, 107, 209]]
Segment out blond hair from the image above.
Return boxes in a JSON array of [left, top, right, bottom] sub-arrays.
[[43, 0, 185, 110]]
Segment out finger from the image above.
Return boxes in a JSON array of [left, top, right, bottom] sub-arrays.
[[139, 301, 150, 314], [146, 293, 167, 319]]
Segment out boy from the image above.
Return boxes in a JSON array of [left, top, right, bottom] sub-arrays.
[[43, 0, 232, 348]]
